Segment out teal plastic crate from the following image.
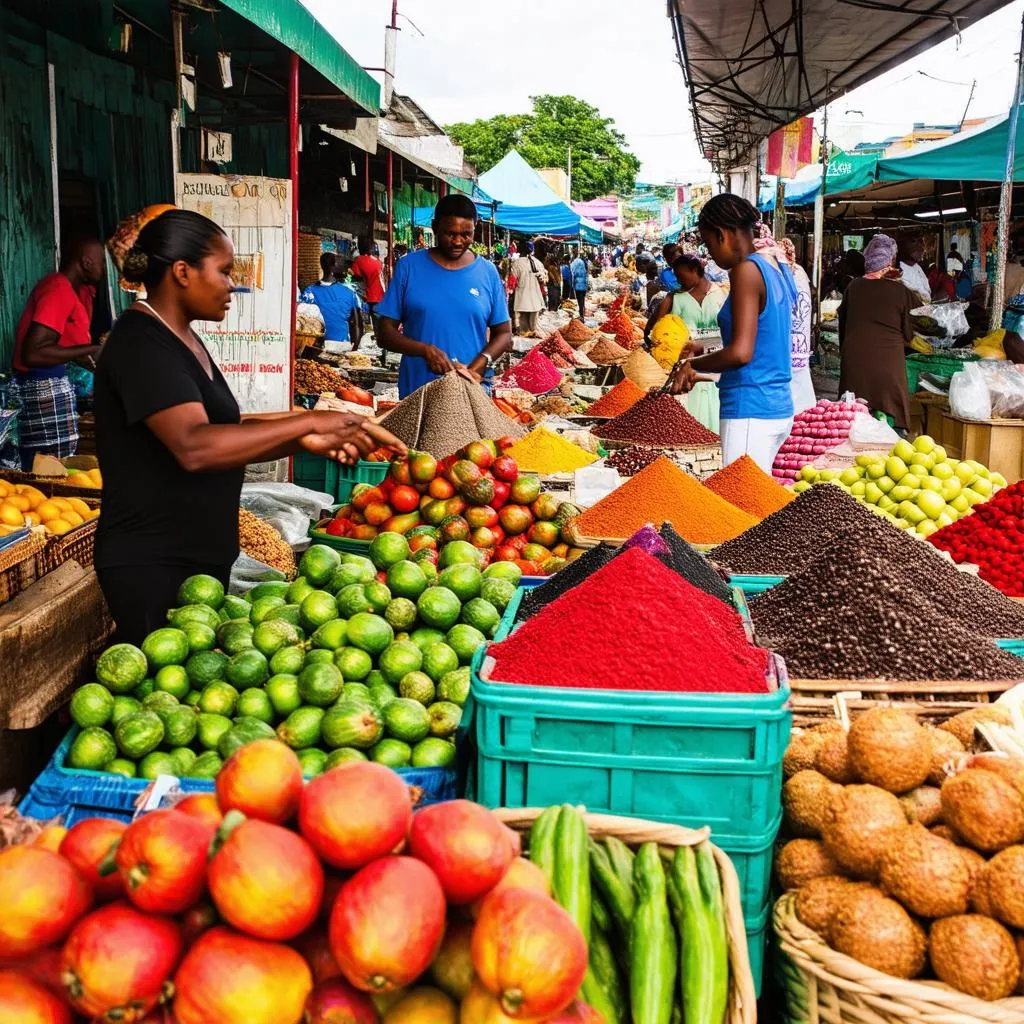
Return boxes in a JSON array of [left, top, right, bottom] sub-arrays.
[[730, 574, 785, 596], [713, 815, 779, 938], [468, 644, 791, 838], [306, 525, 372, 554], [326, 460, 390, 503], [997, 638, 1024, 655], [745, 902, 770, 998], [292, 452, 330, 493]]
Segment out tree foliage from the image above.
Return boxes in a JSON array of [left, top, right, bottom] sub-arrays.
[[446, 96, 640, 202]]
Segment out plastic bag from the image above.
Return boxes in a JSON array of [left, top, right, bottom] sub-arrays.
[[848, 412, 901, 448], [240, 482, 332, 548], [229, 552, 287, 595], [949, 363, 992, 421], [980, 361, 1024, 419], [910, 302, 969, 346]]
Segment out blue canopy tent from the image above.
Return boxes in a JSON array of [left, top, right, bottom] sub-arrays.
[[477, 150, 581, 236]]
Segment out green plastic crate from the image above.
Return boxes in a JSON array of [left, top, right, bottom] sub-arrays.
[[745, 902, 770, 998], [326, 459, 390, 503], [306, 525, 372, 554], [292, 452, 330, 493], [468, 643, 791, 839], [906, 352, 978, 395]]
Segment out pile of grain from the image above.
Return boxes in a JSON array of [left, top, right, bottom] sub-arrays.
[[595, 393, 719, 447], [295, 359, 349, 394], [239, 508, 296, 579]]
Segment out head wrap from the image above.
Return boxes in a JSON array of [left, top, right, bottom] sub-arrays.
[[864, 234, 898, 275], [753, 224, 796, 268]]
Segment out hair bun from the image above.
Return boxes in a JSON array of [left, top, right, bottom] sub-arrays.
[[122, 246, 149, 284]]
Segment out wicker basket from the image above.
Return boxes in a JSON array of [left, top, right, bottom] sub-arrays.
[[788, 678, 1021, 728], [0, 471, 100, 499], [0, 533, 47, 606], [40, 519, 98, 575], [493, 807, 757, 1024], [774, 892, 1024, 1023]]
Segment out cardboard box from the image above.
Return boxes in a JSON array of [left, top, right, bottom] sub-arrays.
[[924, 404, 1024, 485]]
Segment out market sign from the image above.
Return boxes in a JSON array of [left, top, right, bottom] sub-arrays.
[[174, 174, 292, 413], [824, 151, 878, 195]]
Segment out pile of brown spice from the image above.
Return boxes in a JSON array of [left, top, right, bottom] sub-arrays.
[[295, 359, 350, 394], [595, 393, 719, 447], [562, 318, 596, 347], [581, 336, 631, 365]]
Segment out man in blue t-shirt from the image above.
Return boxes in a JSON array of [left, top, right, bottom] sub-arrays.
[[377, 195, 512, 397], [300, 253, 363, 347]]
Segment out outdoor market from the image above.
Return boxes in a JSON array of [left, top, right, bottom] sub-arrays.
[[5, 0, 1024, 1023]]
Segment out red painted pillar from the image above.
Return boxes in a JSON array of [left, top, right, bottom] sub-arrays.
[[364, 150, 371, 214], [387, 148, 395, 278], [289, 51, 299, 408]]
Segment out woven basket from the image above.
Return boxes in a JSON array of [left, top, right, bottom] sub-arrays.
[[774, 892, 1024, 1023], [40, 519, 98, 575], [0, 533, 46, 606], [493, 807, 757, 1024]]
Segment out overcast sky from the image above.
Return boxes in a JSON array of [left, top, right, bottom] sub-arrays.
[[302, 0, 1024, 184]]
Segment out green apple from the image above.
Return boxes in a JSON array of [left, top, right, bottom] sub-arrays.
[[942, 504, 961, 522], [864, 482, 883, 504], [915, 490, 945, 520], [893, 439, 916, 462], [954, 463, 977, 484], [936, 512, 954, 528], [931, 462, 954, 481], [951, 494, 970, 514], [792, 480, 811, 493], [970, 477, 994, 499], [840, 468, 862, 486], [931, 445, 947, 462], [940, 478, 962, 502], [919, 477, 943, 494], [800, 465, 819, 483], [876, 475, 896, 494], [992, 472, 1008, 488], [819, 469, 840, 482], [890, 484, 916, 502], [850, 481, 867, 497], [885, 456, 909, 482], [898, 500, 927, 525], [962, 489, 986, 507], [894, 517, 911, 530], [910, 452, 936, 471], [878, 495, 898, 513], [908, 464, 930, 479], [913, 434, 936, 455], [856, 453, 883, 468]]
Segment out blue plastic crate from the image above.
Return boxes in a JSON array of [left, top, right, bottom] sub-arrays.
[[468, 644, 791, 838], [20, 727, 458, 826], [730, 574, 785, 596]]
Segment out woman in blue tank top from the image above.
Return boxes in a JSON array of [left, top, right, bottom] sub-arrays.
[[668, 194, 796, 473]]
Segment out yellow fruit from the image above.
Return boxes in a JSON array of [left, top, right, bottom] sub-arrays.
[[36, 500, 64, 523], [0, 480, 10, 498], [62, 511, 84, 528], [45, 518, 72, 536], [88, 508, 101, 520], [17, 485, 46, 508], [5, 494, 29, 512], [52, 498, 72, 513], [67, 498, 90, 518], [23, 512, 40, 527], [87, 468, 102, 486], [0, 525, 15, 536], [0, 503, 26, 527]]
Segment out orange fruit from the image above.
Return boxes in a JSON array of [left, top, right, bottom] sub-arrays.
[[0, 480, 10, 498], [67, 498, 90, 518], [5, 494, 29, 512], [46, 519, 72, 536], [23, 512, 40, 527], [18, 486, 45, 509], [36, 501, 63, 523], [62, 512, 84, 528], [0, 504, 25, 527], [87, 469, 102, 486]]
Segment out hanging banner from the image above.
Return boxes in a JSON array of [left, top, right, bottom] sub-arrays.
[[174, 173, 292, 413], [765, 118, 814, 179]]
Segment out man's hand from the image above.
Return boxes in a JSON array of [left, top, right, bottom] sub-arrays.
[[421, 344, 455, 374], [299, 414, 406, 463]]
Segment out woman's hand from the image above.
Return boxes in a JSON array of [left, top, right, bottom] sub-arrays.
[[667, 359, 698, 395], [421, 344, 455, 374], [299, 413, 406, 464]]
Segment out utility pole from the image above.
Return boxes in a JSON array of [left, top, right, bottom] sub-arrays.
[[567, 144, 573, 202], [991, 12, 1024, 330], [813, 72, 830, 322]]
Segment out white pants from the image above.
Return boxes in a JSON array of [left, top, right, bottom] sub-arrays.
[[790, 365, 817, 416], [720, 417, 794, 475]]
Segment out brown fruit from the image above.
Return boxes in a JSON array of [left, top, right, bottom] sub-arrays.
[[830, 887, 926, 979], [783, 730, 830, 779], [938, 706, 1011, 749], [783, 770, 841, 839], [815, 733, 858, 785], [929, 915, 1020, 1001], [985, 845, 1024, 929], [959, 846, 987, 894], [847, 708, 930, 795], [793, 876, 854, 937], [1016, 935, 1024, 996], [941, 769, 1024, 853], [969, 753, 1024, 801], [926, 728, 966, 787], [822, 785, 907, 880], [774, 840, 842, 892], [970, 861, 995, 916], [898, 786, 943, 827], [930, 824, 962, 845], [878, 824, 970, 918]]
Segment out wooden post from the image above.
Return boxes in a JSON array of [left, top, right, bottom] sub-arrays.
[[289, 51, 299, 412], [387, 148, 395, 277]]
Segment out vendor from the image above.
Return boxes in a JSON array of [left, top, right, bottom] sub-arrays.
[[569, 248, 590, 319], [9, 238, 106, 470], [300, 253, 363, 350], [350, 236, 385, 336], [838, 233, 914, 432], [377, 194, 512, 398], [93, 209, 402, 644], [667, 194, 796, 473]]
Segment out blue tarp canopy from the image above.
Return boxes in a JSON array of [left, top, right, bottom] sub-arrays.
[[477, 150, 581, 236]]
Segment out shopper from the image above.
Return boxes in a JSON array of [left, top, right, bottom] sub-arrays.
[[510, 242, 546, 335], [659, 243, 681, 293], [838, 233, 914, 433], [897, 235, 930, 306], [569, 248, 590, 319], [300, 253, 362, 350], [93, 210, 401, 644], [560, 255, 572, 303], [667, 194, 796, 473], [544, 251, 562, 311], [9, 237, 106, 470], [350, 236, 385, 336], [377, 194, 512, 397], [945, 241, 965, 276]]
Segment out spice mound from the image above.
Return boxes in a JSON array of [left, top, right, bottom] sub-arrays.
[[295, 359, 350, 395], [704, 455, 795, 520], [239, 508, 296, 578], [712, 484, 880, 575], [562, 318, 596, 346], [605, 445, 663, 477], [496, 349, 564, 394], [502, 427, 597, 475], [489, 547, 770, 694], [581, 336, 631, 365], [595, 393, 719, 447], [379, 371, 525, 458], [752, 523, 1024, 680], [537, 332, 579, 368], [587, 378, 646, 418], [572, 456, 757, 544]]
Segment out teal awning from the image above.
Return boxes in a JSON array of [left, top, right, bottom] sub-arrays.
[[759, 150, 879, 210], [216, 0, 380, 115]]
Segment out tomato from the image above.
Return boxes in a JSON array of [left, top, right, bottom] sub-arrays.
[[389, 486, 421, 514], [325, 520, 348, 537]]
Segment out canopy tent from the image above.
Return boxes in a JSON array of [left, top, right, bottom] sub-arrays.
[[668, 0, 1014, 168], [580, 218, 604, 244], [759, 151, 880, 210], [478, 150, 581, 236]]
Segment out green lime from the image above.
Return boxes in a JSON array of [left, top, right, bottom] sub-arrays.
[[249, 595, 286, 625], [416, 587, 462, 631], [236, 688, 274, 724], [326, 747, 369, 769], [411, 737, 456, 768], [287, 577, 316, 605], [364, 581, 392, 615], [334, 647, 373, 682], [298, 662, 344, 707], [384, 598, 418, 631], [265, 604, 301, 628], [299, 544, 342, 586], [218, 719, 275, 760], [217, 619, 254, 656], [186, 649, 229, 687], [343, 682, 373, 705], [437, 540, 481, 570], [66, 726, 117, 771], [378, 640, 423, 685], [447, 624, 486, 665], [198, 681, 239, 717], [311, 619, 348, 651], [109, 695, 142, 726], [399, 671, 435, 705], [437, 667, 471, 706], [460, 598, 501, 638], [107, 758, 137, 778], [70, 683, 114, 729], [133, 679, 155, 700], [483, 561, 523, 586], [305, 649, 335, 666], [341, 553, 377, 580], [185, 689, 202, 708], [300, 591, 339, 632], [226, 649, 269, 690], [252, 619, 301, 658], [370, 738, 412, 768], [383, 698, 430, 744], [114, 710, 164, 759], [181, 621, 217, 653], [297, 748, 329, 777], [410, 628, 446, 652], [277, 706, 325, 749], [368, 680, 398, 710], [346, 613, 394, 657], [386, 560, 428, 601], [141, 628, 190, 671], [177, 574, 225, 610], [322, 701, 384, 750], [221, 594, 251, 621], [196, 713, 233, 751], [438, 564, 482, 603], [266, 674, 302, 718], [168, 604, 222, 632], [166, 747, 197, 776], [427, 701, 462, 739], [142, 692, 179, 722], [480, 578, 515, 613], [96, 644, 148, 694], [155, 665, 191, 700], [270, 645, 305, 675], [328, 561, 373, 594], [249, 581, 291, 604], [187, 751, 223, 778], [369, 532, 410, 570], [138, 751, 179, 780], [421, 643, 460, 683], [336, 584, 372, 619]]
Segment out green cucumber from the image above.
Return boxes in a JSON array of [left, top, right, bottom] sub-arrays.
[[590, 839, 635, 942], [585, 921, 629, 1024], [668, 843, 728, 1024], [605, 834, 636, 889], [553, 804, 590, 943], [629, 842, 677, 1024], [592, 889, 612, 935], [528, 805, 560, 886]]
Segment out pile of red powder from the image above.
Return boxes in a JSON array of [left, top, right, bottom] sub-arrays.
[[595, 393, 719, 447], [496, 348, 563, 395], [487, 547, 770, 694]]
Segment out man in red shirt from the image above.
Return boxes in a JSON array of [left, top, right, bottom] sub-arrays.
[[350, 236, 385, 341], [10, 237, 105, 469]]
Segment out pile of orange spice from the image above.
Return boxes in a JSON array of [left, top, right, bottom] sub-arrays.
[[704, 455, 796, 520], [572, 456, 758, 544], [587, 378, 647, 418]]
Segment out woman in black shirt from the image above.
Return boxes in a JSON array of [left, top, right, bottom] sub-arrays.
[[94, 210, 402, 644]]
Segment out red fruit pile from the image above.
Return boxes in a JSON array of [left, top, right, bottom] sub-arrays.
[[772, 397, 870, 480], [928, 480, 1024, 597], [0, 748, 591, 1024], [323, 438, 576, 575]]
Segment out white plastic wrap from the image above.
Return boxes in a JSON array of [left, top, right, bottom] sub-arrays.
[[240, 482, 332, 549], [911, 302, 969, 347], [848, 412, 901, 448], [949, 363, 992, 421], [229, 552, 288, 595], [979, 361, 1024, 419]]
